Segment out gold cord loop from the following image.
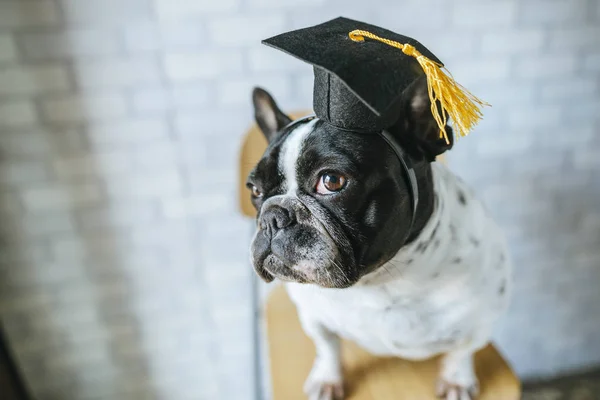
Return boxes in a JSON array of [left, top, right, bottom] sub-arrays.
[[348, 29, 490, 144]]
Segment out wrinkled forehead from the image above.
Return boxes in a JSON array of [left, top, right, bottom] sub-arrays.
[[251, 117, 381, 187]]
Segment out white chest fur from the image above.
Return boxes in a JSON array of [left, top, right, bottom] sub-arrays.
[[286, 163, 511, 361]]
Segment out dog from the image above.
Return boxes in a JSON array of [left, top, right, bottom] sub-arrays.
[[247, 80, 511, 400]]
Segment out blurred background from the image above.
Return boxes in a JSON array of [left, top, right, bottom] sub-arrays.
[[0, 0, 598, 399]]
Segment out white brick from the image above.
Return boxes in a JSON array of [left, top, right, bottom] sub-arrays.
[[21, 183, 102, 211], [161, 194, 232, 219], [0, 133, 51, 156], [174, 109, 248, 136], [124, 22, 205, 52], [0, 101, 37, 127], [520, 0, 587, 25], [131, 87, 171, 114], [448, 58, 511, 85], [481, 30, 545, 54], [170, 84, 212, 108], [375, 0, 449, 31], [132, 141, 179, 170], [42, 93, 128, 123], [16, 212, 76, 237], [19, 30, 120, 60], [87, 118, 169, 148], [47, 129, 87, 155], [473, 83, 536, 107], [60, 0, 151, 24], [53, 151, 132, 179], [131, 84, 209, 114], [163, 52, 243, 81], [583, 53, 600, 72], [295, 73, 315, 105], [177, 140, 208, 168], [452, 1, 517, 27], [0, 161, 49, 185], [540, 78, 598, 101], [563, 100, 600, 120], [51, 231, 127, 259], [515, 54, 577, 79], [218, 76, 291, 106], [247, 46, 306, 73], [538, 125, 594, 148], [0, 128, 86, 157], [477, 133, 535, 158], [154, 0, 238, 20], [548, 27, 600, 50], [0, 1, 59, 28], [419, 32, 479, 59], [77, 201, 159, 230], [0, 66, 70, 95], [508, 105, 563, 129], [0, 160, 49, 186], [207, 14, 285, 46], [248, 0, 324, 6], [573, 148, 600, 169], [104, 170, 183, 199], [0, 35, 17, 62], [73, 58, 161, 89]]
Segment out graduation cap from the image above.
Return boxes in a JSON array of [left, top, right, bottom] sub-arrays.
[[259, 17, 489, 239], [262, 16, 489, 144]]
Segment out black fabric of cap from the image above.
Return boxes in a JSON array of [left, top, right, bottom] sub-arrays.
[[262, 16, 443, 132]]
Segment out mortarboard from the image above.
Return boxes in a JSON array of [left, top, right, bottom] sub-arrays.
[[260, 17, 489, 238], [262, 16, 489, 144]]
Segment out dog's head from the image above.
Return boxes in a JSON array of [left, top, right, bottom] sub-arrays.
[[247, 77, 453, 288]]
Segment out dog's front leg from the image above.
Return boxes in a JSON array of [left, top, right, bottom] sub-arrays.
[[436, 335, 489, 400], [299, 314, 344, 400]]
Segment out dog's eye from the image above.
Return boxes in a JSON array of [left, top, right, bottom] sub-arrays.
[[316, 173, 347, 194], [250, 185, 263, 198]]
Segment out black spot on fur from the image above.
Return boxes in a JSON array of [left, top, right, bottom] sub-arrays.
[[499, 280, 506, 295], [430, 220, 441, 239], [469, 237, 480, 247], [452, 257, 462, 264], [449, 224, 457, 240], [457, 190, 467, 205], [416, 241, 427, 253], [406, 258, 413, 265], [432, 272, 440, 279], [433, 238, 440, 249]]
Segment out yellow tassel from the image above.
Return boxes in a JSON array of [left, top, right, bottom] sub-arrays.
[[349, 29, 490, 144]]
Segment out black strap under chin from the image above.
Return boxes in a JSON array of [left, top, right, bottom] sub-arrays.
[[282, 115, 419, 235]]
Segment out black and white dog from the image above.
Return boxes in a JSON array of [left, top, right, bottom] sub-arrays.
[[247, 81, 511, 400]]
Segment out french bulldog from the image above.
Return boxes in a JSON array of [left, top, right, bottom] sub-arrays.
[[247, 80, 511, 400]]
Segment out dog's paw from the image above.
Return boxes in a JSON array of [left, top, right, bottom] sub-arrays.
[[304, 380, 344, 400], [436, 379, 479, 400], [304, 364, 344, 400]]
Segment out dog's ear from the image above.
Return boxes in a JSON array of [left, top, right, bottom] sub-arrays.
[[401, 76, 454, 161], [252, 87, 292, 143]]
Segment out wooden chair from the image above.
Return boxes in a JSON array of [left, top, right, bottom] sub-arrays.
[[238, 111, 521, 400]]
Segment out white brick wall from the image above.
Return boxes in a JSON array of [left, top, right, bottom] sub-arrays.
[[0, 1, 599, 400], [0, 100, 37, 127], [0, 1, 60, 28], [0, 66, 70, 95], [0, 35, 17, 62], [18, 30, 121, 60], [163, 52, 244, 81], [41, 93, 129, 123]]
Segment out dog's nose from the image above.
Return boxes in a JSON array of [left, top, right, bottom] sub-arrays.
[[260, 205, 295, 237]]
